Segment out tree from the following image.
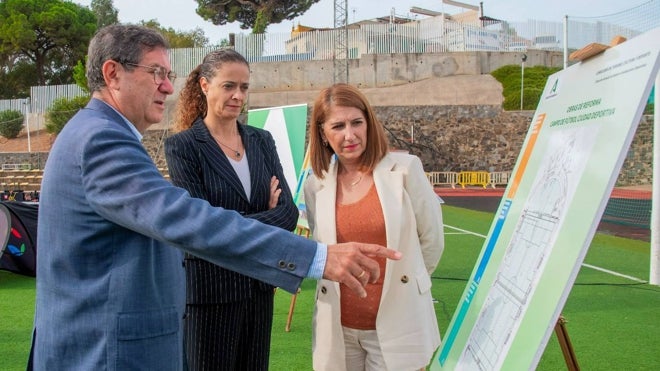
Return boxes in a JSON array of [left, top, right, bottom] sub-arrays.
[[141, 20, 210, 48], [0, 0, 97, 86], [195, 0, 321, 34], [71, 19, 211, 95], [91, 0, 119, 28], [0, 55, 39, 98]]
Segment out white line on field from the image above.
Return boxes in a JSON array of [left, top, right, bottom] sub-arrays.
[[581, 264, 647, 283], [445, 224, 487, 238], [444, 224, 647, 283]]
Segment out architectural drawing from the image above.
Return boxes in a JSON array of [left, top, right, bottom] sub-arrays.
[[457, 125, 599, 370]]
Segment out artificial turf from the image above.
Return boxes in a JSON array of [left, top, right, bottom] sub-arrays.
[[1, 205, 658, 370]]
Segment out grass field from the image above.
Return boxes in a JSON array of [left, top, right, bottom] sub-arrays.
[[1, 204, 659, 370]]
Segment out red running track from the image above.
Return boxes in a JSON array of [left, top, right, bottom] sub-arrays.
[[435, 187, 651, 200]]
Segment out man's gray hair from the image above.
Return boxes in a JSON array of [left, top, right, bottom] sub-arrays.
[[86, 24, 169, 92]]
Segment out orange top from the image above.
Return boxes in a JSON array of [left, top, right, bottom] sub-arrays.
[[336, 184, 387, 330]]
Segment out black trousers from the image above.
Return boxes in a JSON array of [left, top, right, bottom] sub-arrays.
[[184, 289, 274, 371]]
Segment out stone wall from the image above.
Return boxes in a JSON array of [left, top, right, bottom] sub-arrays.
[[147, 107, 653, 187], [375, 107, 653, 186], [0, 152, 48, 170], [374, 106, 529, 172], [1, 108, 653, 187], [623, 115, 653, 185]]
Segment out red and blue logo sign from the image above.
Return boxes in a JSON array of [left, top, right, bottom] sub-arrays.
[[6, 227, 26, 256]]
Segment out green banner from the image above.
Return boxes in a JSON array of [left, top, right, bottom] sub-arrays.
[[247, 103, 308, 201]]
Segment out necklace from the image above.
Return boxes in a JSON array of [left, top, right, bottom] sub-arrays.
[[347, 173, 363, 187], [216, 140, 241, 158], [213, 134, 241, 159]]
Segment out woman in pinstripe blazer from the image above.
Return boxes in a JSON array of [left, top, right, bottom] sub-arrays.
[[165, 49, 299, 371]]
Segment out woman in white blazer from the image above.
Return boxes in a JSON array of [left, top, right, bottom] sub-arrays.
[[304, 83, 445, 371]]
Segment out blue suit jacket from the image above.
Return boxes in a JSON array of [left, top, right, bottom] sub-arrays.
[[165, 118, 299, 303], [32, 98, 316, 370]]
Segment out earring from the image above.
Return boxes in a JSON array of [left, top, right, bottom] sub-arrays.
[[322, 139, 328, 147]]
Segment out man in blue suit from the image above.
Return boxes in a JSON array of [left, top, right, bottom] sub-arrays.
[[28, 24, 399, 370]]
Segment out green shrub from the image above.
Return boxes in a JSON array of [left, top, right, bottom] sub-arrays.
[[503, 86, 545, 111], [491, 65, 561, 111], [0, 109, 24, 139], [45, 95, 90, 135]]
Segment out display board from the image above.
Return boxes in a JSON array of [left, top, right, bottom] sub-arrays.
[[246, 103, 308, 197], [433, 27, 660, 370]]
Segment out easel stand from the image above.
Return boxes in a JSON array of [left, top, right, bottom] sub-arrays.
[[285, 288, 300, 332], [554, 315, 580, 370]]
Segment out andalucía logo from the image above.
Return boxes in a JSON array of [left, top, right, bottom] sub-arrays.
[[7, 227, 26, 256], [545, 78, 559, 100]]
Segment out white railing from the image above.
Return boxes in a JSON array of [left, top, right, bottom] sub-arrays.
[[427, 171, 458, 188], [0, 98, 30, 115], [28, 84, 87, 114], [489, 171, 510, 188], [2, 163, 32, 170]]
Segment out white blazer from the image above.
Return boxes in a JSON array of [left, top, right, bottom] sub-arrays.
[[304, 152, 444, 371]]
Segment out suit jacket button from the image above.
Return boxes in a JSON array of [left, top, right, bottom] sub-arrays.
[[287, 262, 296, 271], [278, 260, 286, 268], [401, 275, 409, 283], [321, 286, 327, 294]]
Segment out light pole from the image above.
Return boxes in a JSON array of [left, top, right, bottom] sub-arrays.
[[520, 53, 527, 110], [23, 97, 31, 153]]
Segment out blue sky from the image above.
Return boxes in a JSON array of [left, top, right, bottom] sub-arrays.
[[72, 0, 653, 44]]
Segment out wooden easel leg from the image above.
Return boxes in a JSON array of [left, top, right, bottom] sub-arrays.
[[554, 315, 580, 371], [285, 288, 301, 332]]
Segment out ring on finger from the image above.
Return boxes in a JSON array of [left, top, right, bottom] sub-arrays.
[[357, 270, 365, 279]]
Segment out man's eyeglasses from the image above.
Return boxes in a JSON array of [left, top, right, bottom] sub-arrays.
[[122, 62, 177, 85]]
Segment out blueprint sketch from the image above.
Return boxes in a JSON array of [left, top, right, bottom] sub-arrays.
[[456, 125, 599, 370]]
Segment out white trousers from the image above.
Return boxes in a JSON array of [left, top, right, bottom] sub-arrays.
[[342, 326, 386, 371]]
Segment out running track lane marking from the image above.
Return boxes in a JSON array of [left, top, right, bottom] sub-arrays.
[[444, 224, 646, 283]]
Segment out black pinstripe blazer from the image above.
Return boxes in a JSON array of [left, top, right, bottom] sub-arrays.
[[164, 118, 299, 304]]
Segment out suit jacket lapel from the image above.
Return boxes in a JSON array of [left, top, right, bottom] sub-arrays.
[[373, 155, 403, 297], [316, 163, 338, 244], [192, 120, 249, 202], [374, 155, 403, 252]]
